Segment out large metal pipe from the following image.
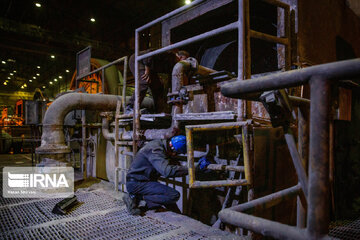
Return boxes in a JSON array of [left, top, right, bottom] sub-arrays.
[[219, 209, 307, 240], [221, 58, 360, 98], [228, 184, 301, 213], [307, 76, 331, 238], [36, 93, 121, 154]]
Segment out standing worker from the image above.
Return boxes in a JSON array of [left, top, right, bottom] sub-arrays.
[[123, 135, 210, 215], [125, 50, 190, 114]]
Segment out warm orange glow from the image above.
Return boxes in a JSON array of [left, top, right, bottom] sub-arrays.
[[69, 59, 105, 94]]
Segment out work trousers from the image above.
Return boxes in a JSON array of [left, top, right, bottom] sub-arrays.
[[126, 180, 180, 209], [127, 53, 165, 112]]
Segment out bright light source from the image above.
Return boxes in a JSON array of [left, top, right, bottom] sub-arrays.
[[21, 85, 24, 89], [24, 84, 27, 87], [66, 69, 70, 73], [1, 61, 6, 64], [49, 82, 53, 85], [59, 76, 62, 79], [3, 82, 7, 85], [29, 80, 33, 82], [7, 77, 10, 79], [37, 66, 41, 69], [54, 79, 58, 82], [13, 70, 16, 73], [51, 55, 55, 59], [90, 18, 96, 22], [36, 73, 40, 76], [42, 86, 45, 89], [185, 0, 191, 5], [35, 3, 41, 7], [9, 73, 13, 76], [33, 76, 36, 79]]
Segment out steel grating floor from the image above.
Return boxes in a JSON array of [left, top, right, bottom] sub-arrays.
[[0, 181, 242, 240], [329, 219, 360, 240]]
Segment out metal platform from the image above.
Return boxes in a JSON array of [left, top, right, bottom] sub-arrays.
[[0, 181, 242, 240]]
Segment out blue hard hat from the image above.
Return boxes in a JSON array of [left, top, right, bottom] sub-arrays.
[[170, 135, 187, 154]]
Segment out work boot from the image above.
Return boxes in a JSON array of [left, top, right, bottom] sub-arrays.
[[123, 193, 141, 216]]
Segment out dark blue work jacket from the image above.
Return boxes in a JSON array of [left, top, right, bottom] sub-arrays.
[[126, 139, 188, 182]]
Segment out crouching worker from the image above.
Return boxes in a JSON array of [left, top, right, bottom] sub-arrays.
[[123, 135, 210, 216]]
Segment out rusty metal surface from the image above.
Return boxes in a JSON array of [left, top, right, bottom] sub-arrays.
[[191, 179, 248, 188], [174, 111, 236, 121], [298, 0, 360, 64], [219, 208, 307, 240], [284, 129, 308, 200], [228, 184, 301, 213], [307, 76, 331, 237]]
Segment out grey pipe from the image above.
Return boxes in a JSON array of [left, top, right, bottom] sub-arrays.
[[221, 58, 360, 99], [102, 117, 114, 141], [36, 93, 121, 154]]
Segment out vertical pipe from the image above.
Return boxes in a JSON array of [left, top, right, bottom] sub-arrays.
[[101, 69, 105, 93], [186, 128, 195, 187], [297, 106, 309, 228], [122, 57, 127, 111], [285, 6, 291, 70], [238, 0, 245, 121], [242, 126, 252, 185], [81, 110, 87, 179], [307, 76, 330, 238], [114, 168, 119, 191], [133, 31, 140, 155], [244, 0, 252, 119]]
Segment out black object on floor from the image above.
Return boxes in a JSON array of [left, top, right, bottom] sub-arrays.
[[52, 195, 79, 215]]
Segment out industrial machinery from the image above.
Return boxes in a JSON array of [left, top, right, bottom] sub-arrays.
[[35, 0, 360, 239]]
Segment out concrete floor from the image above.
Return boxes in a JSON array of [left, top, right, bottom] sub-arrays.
[[0, 154, 245, 240]]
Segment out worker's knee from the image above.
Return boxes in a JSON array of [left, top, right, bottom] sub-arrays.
[[167, 189, 180, 202]]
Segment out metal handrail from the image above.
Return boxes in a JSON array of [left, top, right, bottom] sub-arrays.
[[186, 121, 251, 188]]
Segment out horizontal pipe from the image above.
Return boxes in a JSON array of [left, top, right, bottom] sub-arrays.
[[207, 164, 245, 172], [137, 22, 238, 62], [221, 58, 360, 99], [36, 93, 121, 154], [186, 121, 248, 131], [250, 30, 289, 45], [136, 0, 205, 32], [289, 95, 310, 107], [229, 184, 301, 213], [263, 0, 290, 9], [190, 179, 248, 188], [219, 209, 307, 240]]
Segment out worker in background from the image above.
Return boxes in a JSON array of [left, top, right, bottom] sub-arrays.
[[125, 50, 190, 114], [123, 135, 211, 216]]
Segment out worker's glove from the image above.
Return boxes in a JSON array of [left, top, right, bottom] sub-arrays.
[[198, 156, 211, 170]]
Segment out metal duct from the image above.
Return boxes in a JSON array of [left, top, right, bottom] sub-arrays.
[[36, 93, 122, 154]]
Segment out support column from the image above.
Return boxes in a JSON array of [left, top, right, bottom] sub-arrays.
[[307, 76, 330, 238]]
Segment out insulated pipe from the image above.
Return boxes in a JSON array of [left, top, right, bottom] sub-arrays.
[[221, 58, 360, 98], [36, 93, 121, 154]]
